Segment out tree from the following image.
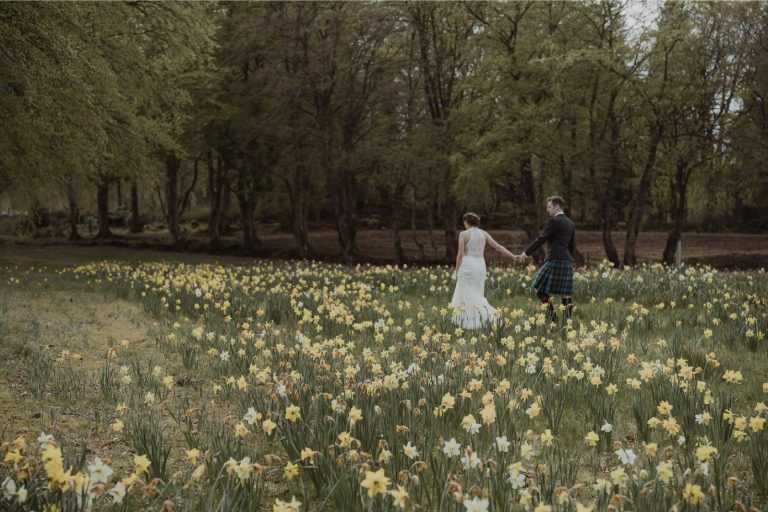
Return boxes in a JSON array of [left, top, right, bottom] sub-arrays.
[[620, 3, 686, 266], [571, 0, 635, 266], [655, 3, 752, 263], [128, 3, 216, 245], [729, 3, 768, 231], [0, 4, 127, 237], [408, 2, 478, 261]]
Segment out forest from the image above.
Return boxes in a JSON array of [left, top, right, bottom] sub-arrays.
[[1, 1, 767, 265]]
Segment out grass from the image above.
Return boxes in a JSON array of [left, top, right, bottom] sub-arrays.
[[0, 266, 289, 509], [0, 271, 178, 475]]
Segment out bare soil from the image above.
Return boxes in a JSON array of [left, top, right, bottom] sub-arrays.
[[1, 229, 767, 269]]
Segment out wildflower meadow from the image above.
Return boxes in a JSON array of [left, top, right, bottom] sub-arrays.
[[1, 260, 767, 511]]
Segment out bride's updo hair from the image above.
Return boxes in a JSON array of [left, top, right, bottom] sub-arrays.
[[463, 212, 481, 226]]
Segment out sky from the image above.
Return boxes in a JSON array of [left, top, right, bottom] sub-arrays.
[[624, 0, 661, 39]]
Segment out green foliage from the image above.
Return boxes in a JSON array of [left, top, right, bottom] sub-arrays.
[[2, 1, 767, 257]]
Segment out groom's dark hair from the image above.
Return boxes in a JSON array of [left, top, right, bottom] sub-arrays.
[[546, 196, 565, 208]]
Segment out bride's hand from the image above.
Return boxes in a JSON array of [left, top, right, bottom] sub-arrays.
[[452, 270, 457, 281]]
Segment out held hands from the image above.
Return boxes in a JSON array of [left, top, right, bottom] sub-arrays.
[[511, 253, 528, 265]]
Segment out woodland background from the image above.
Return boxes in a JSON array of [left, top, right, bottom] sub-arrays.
[[1, 1, 767, 266]]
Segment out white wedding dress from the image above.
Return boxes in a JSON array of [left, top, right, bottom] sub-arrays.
[[451, 227, 497, 329]]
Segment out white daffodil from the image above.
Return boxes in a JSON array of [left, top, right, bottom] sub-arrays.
[[88, 457, 114, 484], [508, 468, 526, 489], [403, 441, 419, 460], [37, 432, 55, 447], [442, 438, 461, 458], [461, 450, 481, 470], [244, 407, 260, 425], [108, 482, 127, 504], [615, 448, 637, 466], [2, 477, 17, 500], [463, 496, 489, 512]]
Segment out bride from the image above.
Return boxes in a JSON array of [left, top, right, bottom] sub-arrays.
[[451, 212, 517, 329]]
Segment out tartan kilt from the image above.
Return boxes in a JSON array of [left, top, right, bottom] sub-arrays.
[[532, 259, 574, 296]]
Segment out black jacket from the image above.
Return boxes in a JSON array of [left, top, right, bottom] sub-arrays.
[[524, 213, 575, 262]]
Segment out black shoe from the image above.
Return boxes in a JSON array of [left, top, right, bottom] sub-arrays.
[[546, 304, 558, 323]]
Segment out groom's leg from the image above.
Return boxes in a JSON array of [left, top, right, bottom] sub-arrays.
[[537, 291, 557, 323], [561, 296, 573, 320]]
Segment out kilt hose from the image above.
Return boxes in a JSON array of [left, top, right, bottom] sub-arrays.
[[532, 259, 574, 296]]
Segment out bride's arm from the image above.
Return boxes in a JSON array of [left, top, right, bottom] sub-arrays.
[[485, 231, 516, 259], [455, 231, 467, 273]]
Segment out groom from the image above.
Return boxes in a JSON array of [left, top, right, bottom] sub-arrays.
[[516, 196, 576, 323]]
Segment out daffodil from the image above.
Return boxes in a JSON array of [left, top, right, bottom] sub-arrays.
[[682, 482, 704, 505], [263, 419, 277, 436], [87, 457, 113, 484], [656, 461, 673, 483], [284, 461, 299, 480], [285, 405, 301, 423], [390, 485, 409, 508], [403, 441, 419, 460], [273, 496, 302, 512], [360, 468, 390, 497], [300, 448, 316, 463], [133, 454, 151, 476]]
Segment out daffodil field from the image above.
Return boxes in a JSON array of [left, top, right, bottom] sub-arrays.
[[1, 261, 768, 512]]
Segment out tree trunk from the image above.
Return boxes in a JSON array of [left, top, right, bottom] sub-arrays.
[[520, 158, 545, 263], [129, 179, 142, 233], [662, 224, 683, 266], [426, 199, 437, 256], [565, 122, 577, 217], [559, 153, 572, 213], [240, 196, 256, 252], [116, 179, 124, 208], [334, 171, 359, 263], [96, 176, 111, 238], [520, 157, 537, 218], [624, 123, 663, 266], [235, 165, 260, 252], [292, 197, 311, 259], [663, 159, 688, 265], [600, 110, 622, 267], [601, 205, 620, 267], [220, 160, 231, 235], [178, 158, 199, 220], [283, 152, 313, 259], [207, 150, 224, 250], [165, 152, 180, 244], [393, 215, 404, 264], [67, 181, 80, 241], [443, 199, 458, 262], [391, 184, 406, 264]]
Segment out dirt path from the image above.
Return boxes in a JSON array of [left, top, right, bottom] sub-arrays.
[[0, 276, 161, 451], [2, 229, 768, 268]]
